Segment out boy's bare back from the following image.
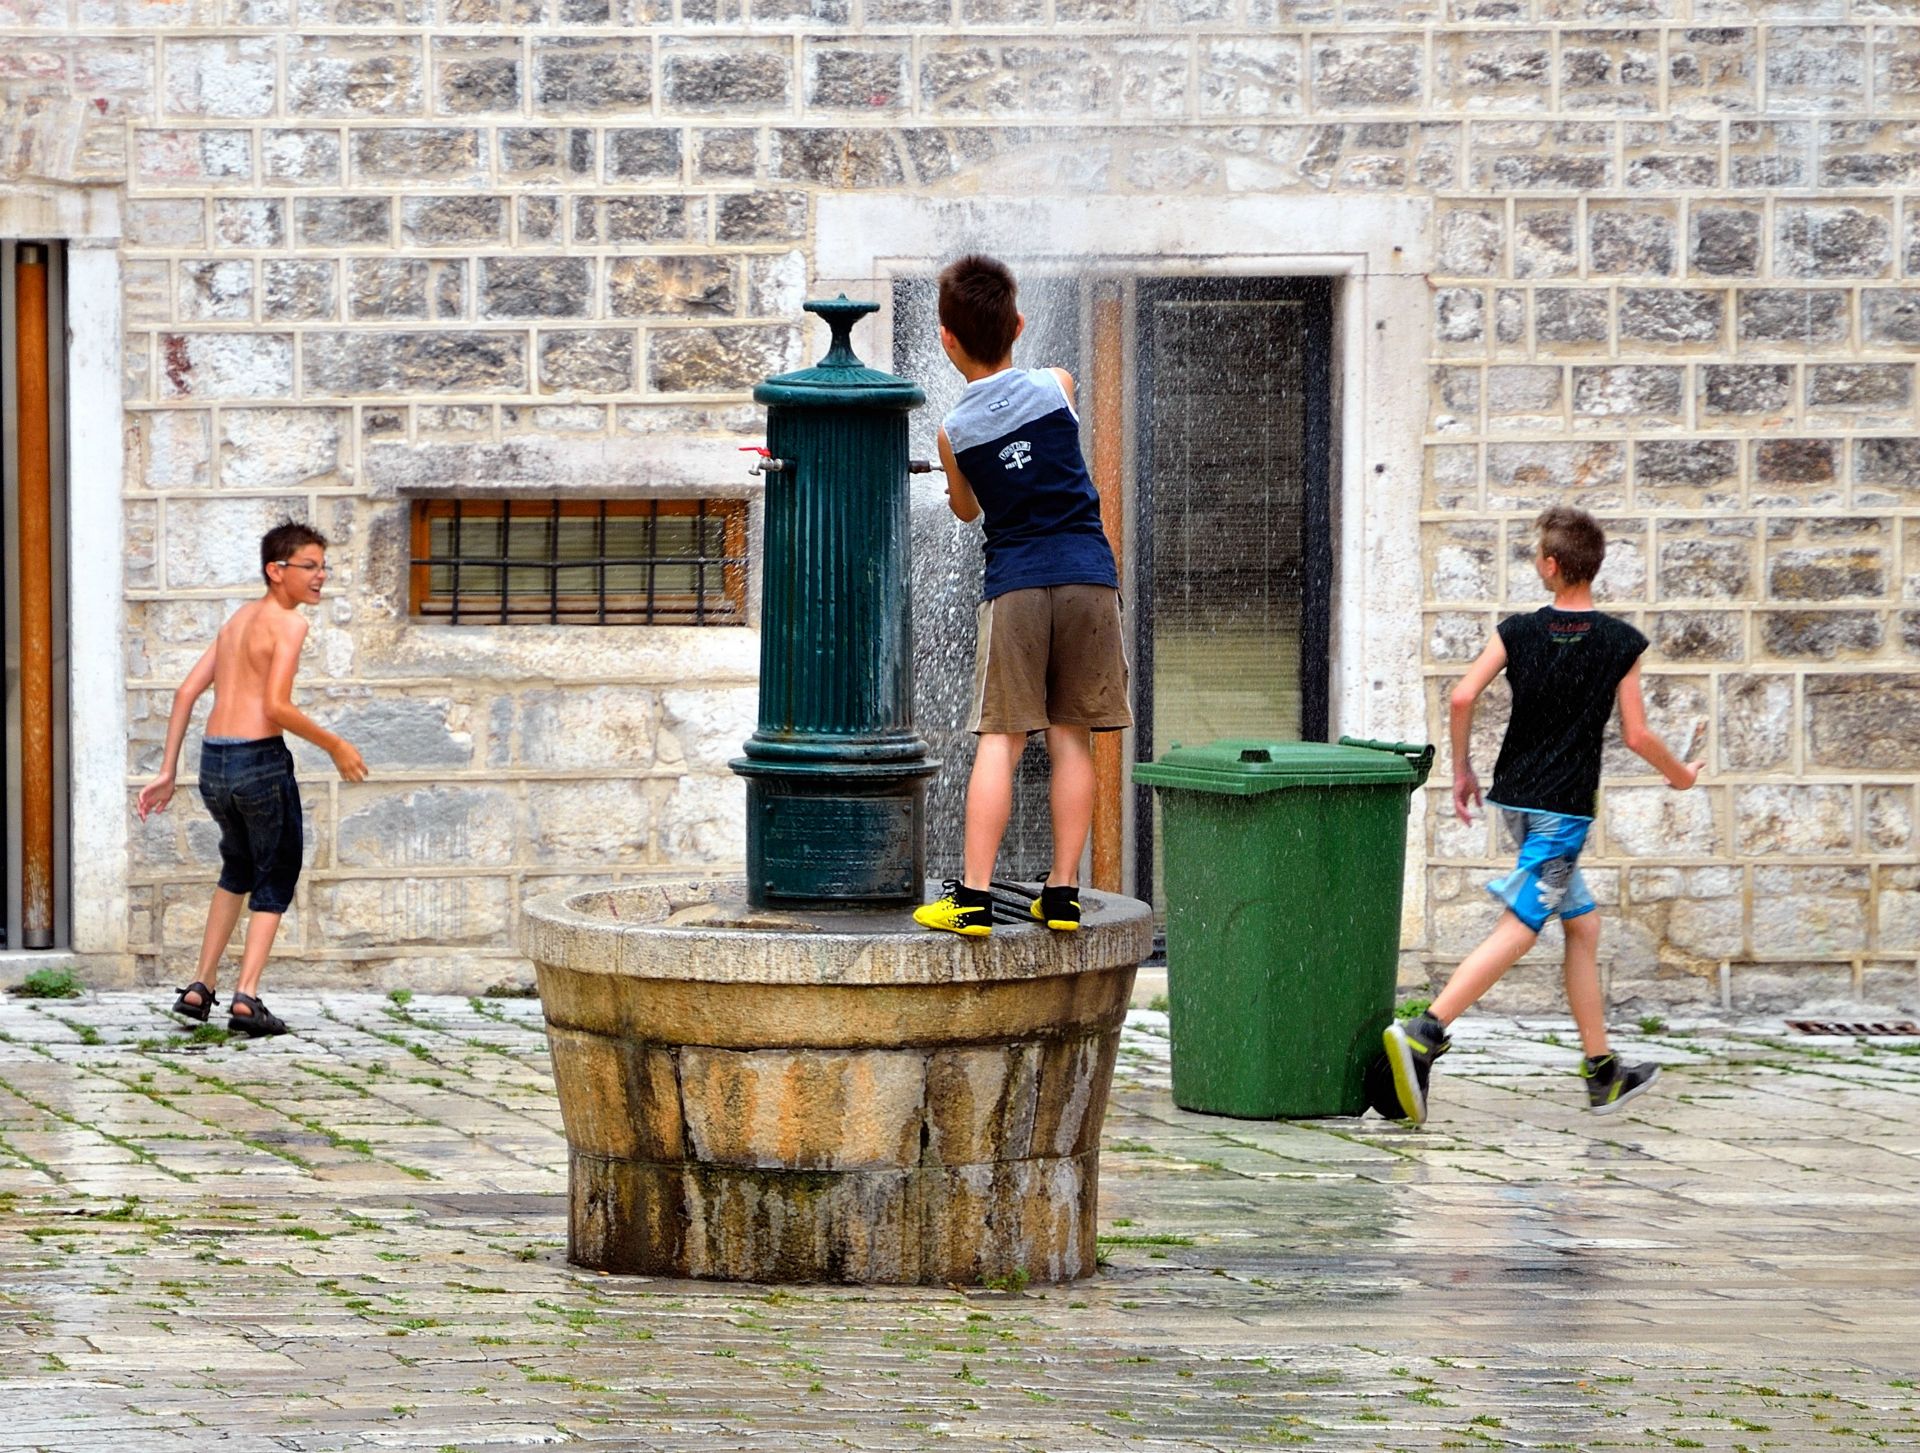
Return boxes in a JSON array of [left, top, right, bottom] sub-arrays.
[[205, 598, 306, 741]]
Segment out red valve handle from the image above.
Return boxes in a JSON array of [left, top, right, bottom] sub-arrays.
[[739, 446, 772, 457]]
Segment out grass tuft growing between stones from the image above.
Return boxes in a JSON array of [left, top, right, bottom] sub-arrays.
[[12, 967, 83, 999], [482, 978, 539, 999]]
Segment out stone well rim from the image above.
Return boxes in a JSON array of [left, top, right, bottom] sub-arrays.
[[522, 879, 1154, 988]]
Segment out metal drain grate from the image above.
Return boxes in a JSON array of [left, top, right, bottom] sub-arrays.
[[1786, 1019, 1920, 1037]]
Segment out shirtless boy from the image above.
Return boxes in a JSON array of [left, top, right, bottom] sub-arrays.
[[136, 522, 367, 1037]]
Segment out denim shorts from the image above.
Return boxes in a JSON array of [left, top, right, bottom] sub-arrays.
[[199, 736, 303, 913], [1486, 804, 1596, 933]]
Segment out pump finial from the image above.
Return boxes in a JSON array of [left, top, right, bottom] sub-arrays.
[[804, 294, 881, 370]]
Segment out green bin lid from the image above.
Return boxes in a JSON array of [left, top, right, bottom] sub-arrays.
[[1132, 737, 1433, 796]]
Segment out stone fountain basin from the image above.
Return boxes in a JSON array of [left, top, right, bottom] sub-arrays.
[[522, 879, 1152, 1285]]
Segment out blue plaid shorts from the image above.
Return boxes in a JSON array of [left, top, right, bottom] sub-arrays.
[[1486, 805, 1596, 932]]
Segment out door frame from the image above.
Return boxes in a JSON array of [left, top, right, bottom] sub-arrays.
[[817, 193, 1432, 940], [0, 187, 127, 961]]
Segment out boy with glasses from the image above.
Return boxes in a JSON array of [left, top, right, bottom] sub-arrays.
[[137, 521, 367, 1036]]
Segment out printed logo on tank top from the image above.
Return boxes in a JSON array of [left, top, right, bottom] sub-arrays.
[[1548, 616, 1594, 645], [940, 368, 1117, 599]]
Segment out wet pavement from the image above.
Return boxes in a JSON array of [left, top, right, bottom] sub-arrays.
[[1, 991, 1915, 1451]]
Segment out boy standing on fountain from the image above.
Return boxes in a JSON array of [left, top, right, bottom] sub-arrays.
[[135, 521, 368, 1036], [1382, 506, 1703, 1122], [915, 255, 1130, 938]]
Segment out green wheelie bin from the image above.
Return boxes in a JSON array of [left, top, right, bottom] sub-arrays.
[[1133, 736, 1434, 1119]]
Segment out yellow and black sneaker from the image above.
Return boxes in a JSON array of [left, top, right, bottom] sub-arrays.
[[1030, 884, 1082, 932], [914, 880, 993, 937], [1381, 1011, 1450, 1125], [1583, 1053, 1660, 1115]]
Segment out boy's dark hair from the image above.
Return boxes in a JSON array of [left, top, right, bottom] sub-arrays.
[[937, 254, 1019, 365], [1534, 505, 1605, 586], [261, 520, 328, 582]]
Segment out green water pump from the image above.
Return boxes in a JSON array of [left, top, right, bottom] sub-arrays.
[[731, 296, 939, 907]]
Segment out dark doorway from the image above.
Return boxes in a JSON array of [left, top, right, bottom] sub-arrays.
[[1133, 278, 1334, 911]]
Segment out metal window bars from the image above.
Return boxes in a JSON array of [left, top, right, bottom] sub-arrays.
[[409, 498, 748, 626]]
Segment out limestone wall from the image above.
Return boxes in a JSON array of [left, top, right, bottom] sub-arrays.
[[3, 2, 1917, 1006], [1419, 87, 1920, 1013]]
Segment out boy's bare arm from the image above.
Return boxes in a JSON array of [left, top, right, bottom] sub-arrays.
[[136, 643, 217, 820], [1050, 367, 1076, 407], [936, 428, 981, 523], [1447, 634, 1508, 824], [264, 614, 369, 781], [1616, 661, 1703, 789]]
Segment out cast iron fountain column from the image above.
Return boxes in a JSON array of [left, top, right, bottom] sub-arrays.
[[732, 295, 937, 907]]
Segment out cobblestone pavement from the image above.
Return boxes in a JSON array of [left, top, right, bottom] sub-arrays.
[[1, 992, 1915, 1452]]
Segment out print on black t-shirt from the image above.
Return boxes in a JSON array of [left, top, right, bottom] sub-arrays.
[[1489, 607, 1650, 819]]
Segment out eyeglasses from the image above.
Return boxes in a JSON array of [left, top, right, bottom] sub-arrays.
[[274, 560, 328, 574]]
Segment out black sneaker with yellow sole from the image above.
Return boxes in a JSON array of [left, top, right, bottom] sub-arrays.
[[1381, 1011, 1450, 1125], [1583, 1053, 1660, 1114], [1029, 884, 1082, 931]]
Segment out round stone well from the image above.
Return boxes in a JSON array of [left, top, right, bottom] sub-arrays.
[[523, 879, 1151, 1284]]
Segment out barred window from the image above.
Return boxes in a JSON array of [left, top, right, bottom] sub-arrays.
[[409, 498, 748, 626]]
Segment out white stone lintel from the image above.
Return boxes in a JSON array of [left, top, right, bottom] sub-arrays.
[[365, 435, 769, 500], [0, 182, 121, 244]]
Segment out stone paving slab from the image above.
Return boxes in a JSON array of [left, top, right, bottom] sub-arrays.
[[1, 992, 1916, 1451]]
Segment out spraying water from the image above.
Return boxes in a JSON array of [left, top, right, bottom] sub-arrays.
[[893, 253, 1329, 909]]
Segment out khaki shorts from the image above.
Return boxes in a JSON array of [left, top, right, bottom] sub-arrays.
[[969, 584, 1133, 735]]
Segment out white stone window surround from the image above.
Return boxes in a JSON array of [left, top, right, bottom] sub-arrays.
[[815, 194, 1433, 940], [0, 185, 127, 960]]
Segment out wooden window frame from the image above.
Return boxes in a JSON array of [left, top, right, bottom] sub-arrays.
[[408, 497, 749, 627]]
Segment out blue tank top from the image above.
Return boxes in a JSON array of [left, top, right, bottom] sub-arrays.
[[942, 367, 1118, 601]]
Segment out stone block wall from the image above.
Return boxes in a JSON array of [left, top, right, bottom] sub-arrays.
[[4, 1, 1918, 1006], [1422, 111, 1920, 1013]]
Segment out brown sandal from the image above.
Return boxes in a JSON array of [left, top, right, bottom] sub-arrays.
[[170, 982, 219, 1024], [227, 992, 289, 1038]]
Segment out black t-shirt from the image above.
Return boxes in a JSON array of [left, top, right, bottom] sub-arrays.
[[1489, 607, 1649, 818]]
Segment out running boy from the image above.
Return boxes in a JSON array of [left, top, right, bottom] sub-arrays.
[[913, 255, 1130, 937], [1383, 506, 1702, 1121], [135, 521, 367, 1036]]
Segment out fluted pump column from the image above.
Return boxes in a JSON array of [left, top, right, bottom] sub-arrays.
[[733, 296, 938, 907]]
